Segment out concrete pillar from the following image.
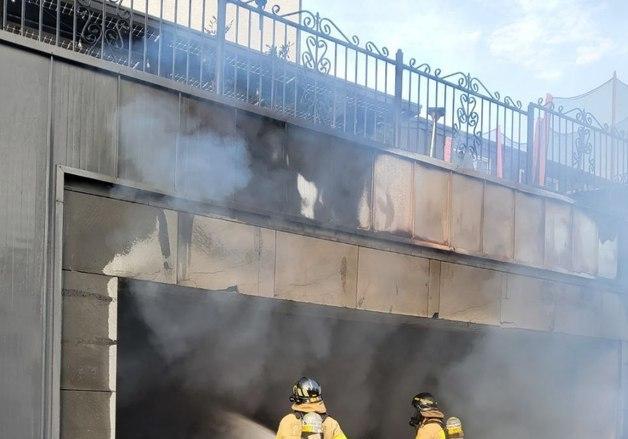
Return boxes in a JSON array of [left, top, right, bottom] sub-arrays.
[[61, 271, 117, 439]]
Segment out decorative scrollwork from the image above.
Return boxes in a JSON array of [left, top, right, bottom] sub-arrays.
[[503, 95, 523, 109], [457, 93, 479, 128], [408, 59, 442, 76], [452, 123, 480, 163], [365, 41, 389, 57], [260, 3, 390, 57], [573, 126, 595, 173], [538, 100, 615, 134], [241, 0, 268, 8], [272, 8, 361, 47], [451, 91, 482, 165], [302, 35, 331, 74], [76, 0, 129, 51], [563, 107, 608, 131], [441, 72, 499, 101]]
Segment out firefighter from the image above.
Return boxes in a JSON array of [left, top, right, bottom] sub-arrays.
[[275, 377, 347, 439], [445, 417, 464, 438], [410, 392, 446, 439]]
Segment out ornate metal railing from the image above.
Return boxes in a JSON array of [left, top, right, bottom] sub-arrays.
[[529, 99, 628, 192], [1, 0, 627, 193]]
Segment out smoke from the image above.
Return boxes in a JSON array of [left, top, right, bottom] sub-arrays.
[[117, 279, 623, 439], [117, 92, 253, 204], [108, 83, 624, 439], [434, 328, 620, 438], [116, 280, 402, 437]]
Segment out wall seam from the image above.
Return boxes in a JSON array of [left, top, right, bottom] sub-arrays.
[[114, 75, 121, 178], [41, 54, 55, 439]]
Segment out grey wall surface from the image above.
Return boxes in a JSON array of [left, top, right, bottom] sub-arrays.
[[0, 44, 50, 438]]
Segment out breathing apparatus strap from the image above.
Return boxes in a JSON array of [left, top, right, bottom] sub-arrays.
[[294, 411, 327, 423]]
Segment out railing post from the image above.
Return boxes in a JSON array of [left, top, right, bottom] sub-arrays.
[[526, 103, 536, 185], [214, 0, 227, 94], [393, 48, 404, 148]]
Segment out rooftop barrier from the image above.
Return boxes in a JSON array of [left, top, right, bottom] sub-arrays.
[[2, 0, 626, 193]]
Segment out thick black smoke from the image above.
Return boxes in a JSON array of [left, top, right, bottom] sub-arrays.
[[117, 280, 619, 439]]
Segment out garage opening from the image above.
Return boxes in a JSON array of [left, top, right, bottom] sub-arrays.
[[116, 279, 619, 438]]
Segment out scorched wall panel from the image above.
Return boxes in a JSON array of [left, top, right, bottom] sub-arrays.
[[286, 126, 373, 229], [62, 191, 177, 284], [373, 154, 413, 235], [177, 213, 275, 297]]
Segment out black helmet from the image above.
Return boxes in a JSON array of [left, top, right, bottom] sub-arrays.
[[412, 392, 438, 412], [290, 377, 323, 404], [410, 392, 439, 428]]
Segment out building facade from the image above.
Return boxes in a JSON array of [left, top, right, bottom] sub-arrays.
[[1, 1, 628, 438]]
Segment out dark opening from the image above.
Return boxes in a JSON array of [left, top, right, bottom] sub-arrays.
[[117, 279, 618, 438]]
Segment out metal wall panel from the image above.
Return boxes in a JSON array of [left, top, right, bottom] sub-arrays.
[[544, 200, 573, 272], [356, 247, 429, 317], [572, 209, 599, 276], [599, 291, 627, 340], [450, 174, 483, 254], [554, 284, 603, 337], [63, 191, 177, 284], [118, 79, 179, 192], [501, 274, 556, 332], [439, 262, 503, 325], [233, 111, 289, 213], [372, 154, 413, 235], [274, 231, 358, 308], [599, 233, 619, 280], [0, 44, 50, 439], [52, 62, 118, 176], [176, 96, 238, 202], [514, 191, 545, 267], [286, 126, 373, 229], [482, 183, 515, 260], [177, 213, 275, 297], [413, 163, 449, 244]]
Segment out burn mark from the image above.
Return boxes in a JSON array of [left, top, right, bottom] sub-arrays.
[[157, 209, 172, 270], [62, 338, 117, 346], [62, 288, 113, 303], [340, 256, 348, 290]]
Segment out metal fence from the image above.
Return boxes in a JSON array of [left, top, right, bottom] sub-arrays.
[[529, 101, 628, 192], [2, 0, 627, 193]]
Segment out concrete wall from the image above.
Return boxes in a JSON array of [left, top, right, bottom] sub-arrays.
[[0, 37, 626, 439], [49, 56, 622, 284], [62, 189, 628, 341], [60, 187, 628, 438], [61, 272, 117, 439]]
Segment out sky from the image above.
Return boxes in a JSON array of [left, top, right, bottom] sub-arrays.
[[303, 0, 628, 104]]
